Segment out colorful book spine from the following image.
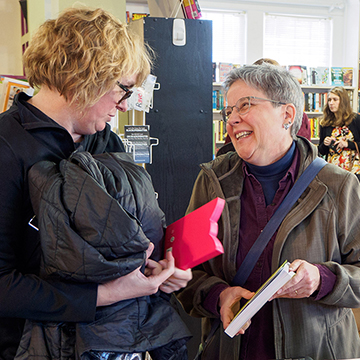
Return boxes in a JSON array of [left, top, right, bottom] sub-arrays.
[[213, 90, 217, 110], [331, 67, 344, 86]]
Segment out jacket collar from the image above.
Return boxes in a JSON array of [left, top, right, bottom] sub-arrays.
[[15, 92, 66, 131]]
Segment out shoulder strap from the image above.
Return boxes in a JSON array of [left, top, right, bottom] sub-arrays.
[[231, 156, 327, 287]]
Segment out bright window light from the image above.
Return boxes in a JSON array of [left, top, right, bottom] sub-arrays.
[[202, 10, 247, 65], [263, 13, 332, 67]]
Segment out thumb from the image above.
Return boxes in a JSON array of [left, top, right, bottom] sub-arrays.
[[242, 289, 255, 300], [146, 242, 154, 261]]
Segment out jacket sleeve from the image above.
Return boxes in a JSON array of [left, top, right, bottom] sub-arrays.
[[317, 170, 360, 308], [177, 169, 229, 319], [0, 137, 97, 322], [318, 125, 330, 156], [347, 113, 360, 152]]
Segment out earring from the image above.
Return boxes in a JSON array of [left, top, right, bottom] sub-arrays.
[[283, 121, 292, 130]]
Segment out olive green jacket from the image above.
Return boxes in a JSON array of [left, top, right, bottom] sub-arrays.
[[177, 137, 360, 360]]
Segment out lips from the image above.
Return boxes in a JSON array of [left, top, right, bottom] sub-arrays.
[[235, 131, 252, 140]]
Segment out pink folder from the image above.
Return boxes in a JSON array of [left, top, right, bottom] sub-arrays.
[[164, 197, 225, 270]]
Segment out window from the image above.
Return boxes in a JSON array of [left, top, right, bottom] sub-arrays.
[[264, 13, 332, 67], [201, 10, 247, 65]]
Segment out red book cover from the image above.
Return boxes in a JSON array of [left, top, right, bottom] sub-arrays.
[[164, 198, 225, 270]]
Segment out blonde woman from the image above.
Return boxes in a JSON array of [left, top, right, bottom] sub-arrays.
[[0, 7, 190, 360], [318, 86, 360, 179]]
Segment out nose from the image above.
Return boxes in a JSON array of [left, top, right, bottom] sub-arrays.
[[116, 99, 128, 112], [227, 109, 241, 126]]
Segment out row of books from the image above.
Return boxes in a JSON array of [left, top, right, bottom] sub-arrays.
[[289, 65, 353, 87], [303, 89, 353, 113], [213, 63, 354, 87], [213, 90, 225, 110], [309, 117, 320, 139], [304, 92, 328, 113], [213, 62, 242, 83], [213, 119, 226, 144]]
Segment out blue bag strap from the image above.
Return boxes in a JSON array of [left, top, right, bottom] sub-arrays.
[[231, 157, 327, 287]]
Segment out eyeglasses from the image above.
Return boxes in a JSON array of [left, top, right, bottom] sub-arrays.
[[116, 81, 133, 104], [220, 96, 286, 123]]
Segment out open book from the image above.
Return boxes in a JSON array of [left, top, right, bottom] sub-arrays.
[[164, 197, 225, 270], [225, 261, 295, 338]]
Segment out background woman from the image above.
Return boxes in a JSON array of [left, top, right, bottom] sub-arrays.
[[318, 86, 360, 179]]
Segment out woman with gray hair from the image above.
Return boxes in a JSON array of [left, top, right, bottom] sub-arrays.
[[177, 64, 360, 359]]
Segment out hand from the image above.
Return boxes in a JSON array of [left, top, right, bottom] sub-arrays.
[[334, 139, 348, 151], [324, 136, 334, 147], [219, 286, 255, 335], [271, 259, 320, 300], [158, 259, 192, 293], [144, 250, 192, 293], [97, 243, 175, 306]]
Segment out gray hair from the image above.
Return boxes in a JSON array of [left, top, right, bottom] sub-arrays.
[[223, 64, 304, 138]]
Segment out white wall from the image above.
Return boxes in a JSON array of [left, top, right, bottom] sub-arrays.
[[127, 0, 360, 70]]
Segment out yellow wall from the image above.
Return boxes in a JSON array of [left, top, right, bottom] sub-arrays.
[[0, 0, 126, 76], [0, 1, 23, 75], [27, 0, 126, 38]]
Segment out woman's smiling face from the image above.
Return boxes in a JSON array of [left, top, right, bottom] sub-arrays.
[[226, 80, 294, 166]]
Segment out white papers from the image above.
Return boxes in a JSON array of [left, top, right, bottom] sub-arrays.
[[225, 261, 295, 338], [127, 74, 157, 113]]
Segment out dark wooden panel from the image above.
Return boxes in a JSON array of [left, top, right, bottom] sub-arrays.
[[143, 17, 213, 225]]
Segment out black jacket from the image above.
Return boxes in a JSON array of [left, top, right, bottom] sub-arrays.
[[318, 113, 360, 157], [15, 151, 190, 359], [0, 93, 125, 359]]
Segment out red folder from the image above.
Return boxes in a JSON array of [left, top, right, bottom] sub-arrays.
[[164, 197, 225, 270]]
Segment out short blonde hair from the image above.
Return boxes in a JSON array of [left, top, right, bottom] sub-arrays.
[[23, 7, 152, 110]]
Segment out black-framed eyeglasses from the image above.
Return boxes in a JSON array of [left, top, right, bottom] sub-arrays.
[[116, 81, 133, 104], [220, 96, 286, 123]]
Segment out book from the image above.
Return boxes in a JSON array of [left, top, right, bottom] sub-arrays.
[[342, 67, 353, 86], [182, 0, 202, 19], [131, 13, 149, 21], [288, 65, 307, 85], [186, 0, 202, 19], [164, 197, 225, 270], [225, 261, 295, 338], [309, 67, 330, 85], [331, 67, 344, 86], [219, 63, 233, 82]]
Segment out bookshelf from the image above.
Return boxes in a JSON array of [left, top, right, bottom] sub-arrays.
[[302, 85, 357, 142], [212, 81, 358, 150], [213, 82, 226, 152]]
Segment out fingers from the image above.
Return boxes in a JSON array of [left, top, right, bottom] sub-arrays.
[[219, 287, 255, 330], [235, 319, 251, 336], [158, 250, 192, 293], [145, 259, 163, 276], [159, 267, 192, 293], [273, 260, 320, 299]]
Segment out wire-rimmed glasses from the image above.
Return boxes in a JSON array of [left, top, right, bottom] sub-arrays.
[[220, 96, 286, 123]]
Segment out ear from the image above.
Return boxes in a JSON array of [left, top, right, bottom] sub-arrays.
[[284, 103, 296, 123]]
